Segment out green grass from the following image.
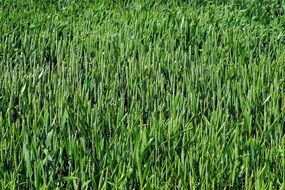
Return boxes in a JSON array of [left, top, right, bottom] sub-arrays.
[[0, 0, 284, 189]]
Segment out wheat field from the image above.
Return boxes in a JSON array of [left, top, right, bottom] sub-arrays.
[[0, 0, 284, 189]]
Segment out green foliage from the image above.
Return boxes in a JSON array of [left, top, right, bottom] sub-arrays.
[[0, 0, 284, 189]]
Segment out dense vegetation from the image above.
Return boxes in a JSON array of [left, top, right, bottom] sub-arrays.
[[0, 0, 284, 189]]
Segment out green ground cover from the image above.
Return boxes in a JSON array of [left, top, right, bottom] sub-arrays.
[[0, 0, 284, 189]]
